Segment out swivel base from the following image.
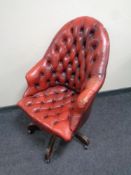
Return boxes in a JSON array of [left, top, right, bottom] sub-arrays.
[[27, 123, 90, 163]]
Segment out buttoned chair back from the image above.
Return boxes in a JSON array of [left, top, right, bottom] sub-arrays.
[[18, 17, 109, 162]]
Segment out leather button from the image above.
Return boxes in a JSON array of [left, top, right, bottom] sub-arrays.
[[80, 26, 84, 33], [34, 83, 40, 89], [91, 40, 98, 50], [53, 121, 59, 125], [41, 101, 45, 104], [40, 71, 44, 76], [70, 27, 74, 34], [26, 101, 32, 106], [82, 39, 86, 48], [62, 36, 68, 43], [89, 28, 96, 36], [33, 108, 40, 113], [54, 44, 60, 53], [73, 38, 77, 46], [48, 107, 52, 110], [88, 73, 91, 79], [44, 115, 48, 119], [92, 55, 97, 63]]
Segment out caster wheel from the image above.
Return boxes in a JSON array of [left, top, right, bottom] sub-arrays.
[[45, 159, 51, 164], [84, 145, 88, 150], [27, 129, 34, 134]]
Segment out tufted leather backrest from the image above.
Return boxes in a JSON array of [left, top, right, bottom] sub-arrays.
[[24, 17, 109, 97]]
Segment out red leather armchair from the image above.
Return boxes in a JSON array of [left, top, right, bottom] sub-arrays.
[[18, 16, 110, 162]]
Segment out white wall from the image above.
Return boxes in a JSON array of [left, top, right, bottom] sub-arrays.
[[0, 0, 131, 107]]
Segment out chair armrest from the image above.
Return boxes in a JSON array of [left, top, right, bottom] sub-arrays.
[[23, 59, 44, 97], [77, 76, 104, 109]]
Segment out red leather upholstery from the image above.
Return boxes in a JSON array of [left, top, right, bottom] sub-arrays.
[[18, 16, 110, 141]]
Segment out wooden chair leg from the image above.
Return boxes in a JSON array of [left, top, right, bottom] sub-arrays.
[[75, 132, 90, 149], [45, 135, 57, 163], [27, 123, 40, 134]]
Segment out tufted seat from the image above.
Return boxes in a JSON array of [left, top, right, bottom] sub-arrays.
[[18, 16, 110, 159], [18, 86, 81, 140]]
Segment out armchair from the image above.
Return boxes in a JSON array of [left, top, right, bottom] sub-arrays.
[[18, 16, 110, 162]]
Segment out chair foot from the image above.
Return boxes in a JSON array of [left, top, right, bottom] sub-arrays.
[[45, 135, 57, 163], [27, 123, 40, 134], [75, 132, 90, 149]]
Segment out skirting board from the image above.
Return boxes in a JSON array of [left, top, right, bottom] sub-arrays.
[[0, 87, 131, 112]]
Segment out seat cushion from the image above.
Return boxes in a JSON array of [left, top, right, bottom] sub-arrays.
[[18, 86, 81, 141]]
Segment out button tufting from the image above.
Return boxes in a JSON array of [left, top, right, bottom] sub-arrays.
[[40, 71, 44, 76], [71, 74, 75, 79], [65, 82, 69, 86], [83, 39, 86, 48], [47, 79, 50, 83], [71, 99, 75, 103], [68, 61, 72, 67], [54, 44, 60, 52], [73, 38, 77, 46], [52, 69, 56, 73], [62, 36, 68, 43], [67, 49, 71, 56], [70, 27, 74, 34], [78, 64, 80, 68], [44, 115, 48, 119], [53, 121, 59, 125], [32, 94, 39, 98], [73, 83, 76, 87], [91, 41, 98, 50], [34, 108, 40, 113], [52, 99, 56, 103], [26, 101, 32, 106], [41, 101, 45, 104], [80, 26, 84, 33], [19, 17, 109, 96], [48, 107, 52, 110], [72, 72, 75, 76], [70, 106, 74, 110], [47, 59, 51, 66], [75, 52, 79, 58], [55, 80, 59, 84], [18, 17, 110, 142], [92, 55, 97, 63], [88, 73, 91, 79], [89, 28, 96, 36], [60, 104, 64, 107], [34, 83, 40, 89]]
